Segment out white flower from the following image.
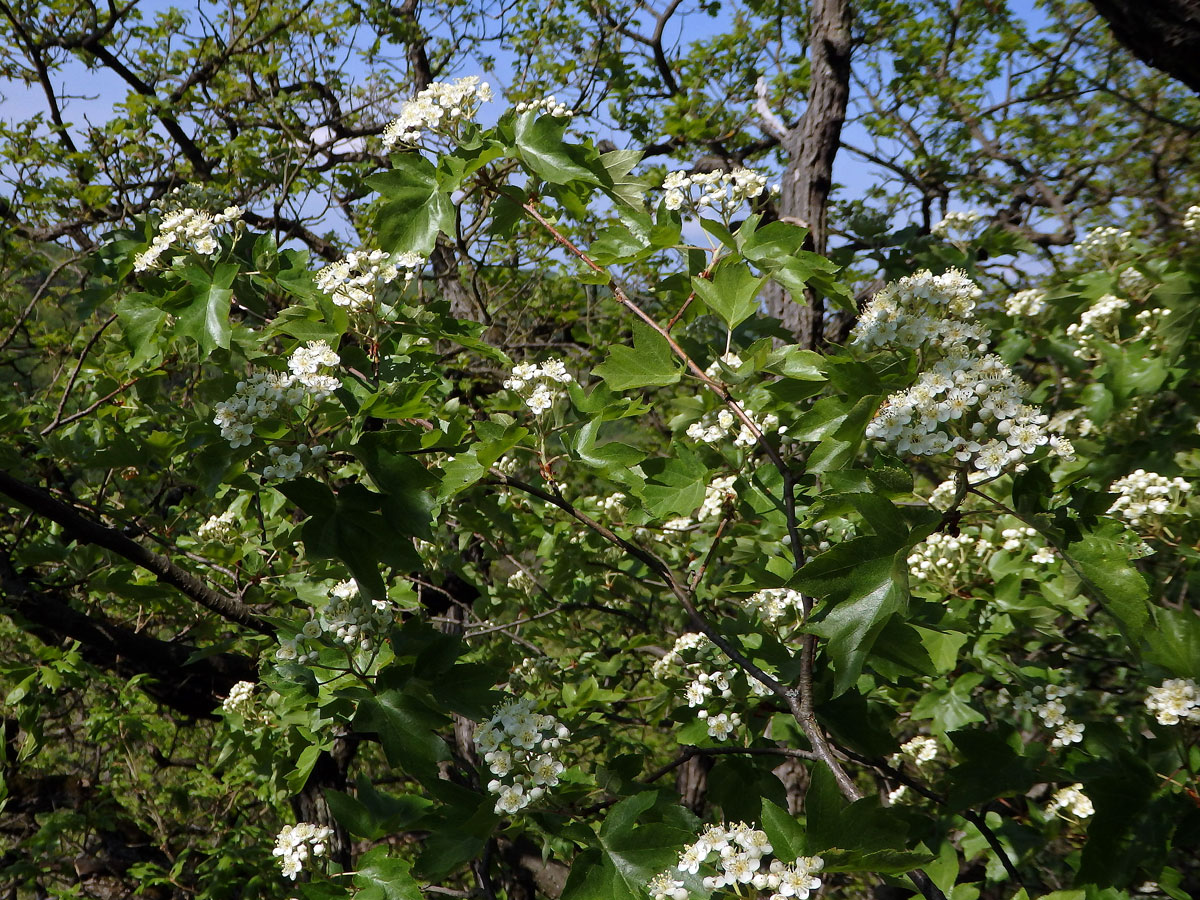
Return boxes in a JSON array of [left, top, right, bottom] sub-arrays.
[[221, 680, 256, 716], [1046, 783, 1094, 819], [660, 167, 774, 219], [1108, 470, 1191, 529], [1076, 225, 1131, 262], [1051, 722, 1085, 747], [1145, 678, 1200, 725], [197, 508, 239, 542], [1005, 289, 1046, 317], [383, 76, 492, 147], [134, 203, 241, 271], [899, 735, 938, 765], [273, 822, 333, 879], [706, 712, 740, 740], [505, 358, 572, 415], [931, 210, 982, 242], [1184, 205, 1200, 235]]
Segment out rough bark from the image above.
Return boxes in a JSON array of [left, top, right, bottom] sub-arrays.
[[675, 752, 712, 816], [1088, 0, 1200, 94], [764, 0, 853, 348], [293, 734, 360, 870]]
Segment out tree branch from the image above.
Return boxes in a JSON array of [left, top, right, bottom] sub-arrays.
[[0, 471, 272, 634]]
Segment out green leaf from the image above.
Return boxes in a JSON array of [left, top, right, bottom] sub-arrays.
[[514, 111, 602, 186], [1064, 522, 1149, 637], [174, 263, 235, 355], [912, 672, 986, 735], [353, 847, 423, 900], [593, 322, 682, 390], [353, 689, 450, 778], [799, 536, 911, 695], [370, 155, 454, 255], [326, 780, 432, 840], [821, 848, 936, 875], [286, 742, 323, 794], [115, 292, 168, 367], [561, 793, 694, 900], [944, 725, 1039, 811], [640, 445, 708, 518], [1144, 606, 1200, 678], [691, 260, 765, 329], [761, 798, 807, 862]]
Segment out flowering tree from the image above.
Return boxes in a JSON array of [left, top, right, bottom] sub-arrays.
[[2, 66, 1199, 900], [3, 3, 1200, 900]]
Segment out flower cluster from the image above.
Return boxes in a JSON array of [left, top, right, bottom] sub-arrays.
[[652, 633, 712, 679], [220, 680, 257, 717], [212, 342, 339, 477], [1145, 678, 1199, 725], [382, 76, 492, 148], [931, 210, 982, 242], [1185, 205, 1200, 235], [739, 587, 806, 628], [272, 822, 332, 879], [686, 407, 783, 448], [996, 526, 1056, 563], [857, 270, 1073, 477], [133, 205, 242, 272], [649, 823, 824, 900], [891, 735, 938, 767], [851, 268, 987, 353], [474, 697, 571, 815], [315, 249, 424, 310], [1076, 225, 1131, 262], [908, 531, 989, 586], [698, 475, 738, 520], [909, 522, 1059, 592], [508, 568, 536, 595], [1133, 307, 1168, 352], [651, 633, 766, 741], [1005, 289, 1046, 317], [503, 358, 573, 415], [1119, 266, 1153, 297], [277, 579, 393, 662], [515, 95, 573, 117], [1007, 683, 1086, 748], [661, 167, 777, 220], [1066, 294, 1128, 359], [197, 509, 239, 542], [1045, 783, 1094, 820], [1107, 470, 1191, 528]]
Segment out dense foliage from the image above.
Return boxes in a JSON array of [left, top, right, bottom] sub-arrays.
[[1, 3, 1199, 900]]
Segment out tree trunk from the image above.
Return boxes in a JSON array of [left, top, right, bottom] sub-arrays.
[[1088, 0, 1200, 94], [764, 0, 853, 347]]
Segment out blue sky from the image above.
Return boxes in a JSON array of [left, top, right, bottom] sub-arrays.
[[0, 0, 1056, 244]]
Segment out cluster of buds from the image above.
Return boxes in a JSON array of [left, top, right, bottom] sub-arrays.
[[515, 95, 573, 117], [1107, 469, 1191, 529], [197, 509, 239, 542]]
